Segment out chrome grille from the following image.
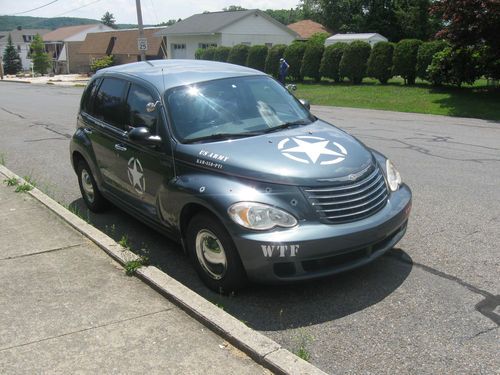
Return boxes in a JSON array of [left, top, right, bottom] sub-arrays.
[[303, 165, 389, 224]]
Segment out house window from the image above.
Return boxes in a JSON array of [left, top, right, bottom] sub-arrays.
[[198, 43, 217, 49], [172, 43, 186, 50]]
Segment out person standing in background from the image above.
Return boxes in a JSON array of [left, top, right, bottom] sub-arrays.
[[278, 57, 289, 85]]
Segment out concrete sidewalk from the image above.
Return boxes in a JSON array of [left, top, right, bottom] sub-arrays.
[[0, 176, 269, 374], [1, 74, 89, 86]]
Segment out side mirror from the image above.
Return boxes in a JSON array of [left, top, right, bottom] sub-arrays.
[[299, 99, 311, 110], [128, 127, 162, 146]]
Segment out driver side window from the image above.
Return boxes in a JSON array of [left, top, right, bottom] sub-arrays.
[[125, 84, 158, 133]]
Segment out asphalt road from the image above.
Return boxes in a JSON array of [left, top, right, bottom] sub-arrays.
[[0, 82, 498, 374]]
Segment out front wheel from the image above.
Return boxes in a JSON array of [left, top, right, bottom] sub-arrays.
[[186, 213, 247, 294]]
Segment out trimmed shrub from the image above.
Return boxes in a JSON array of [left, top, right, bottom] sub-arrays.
[[367, 42, 394, 84], [227, 44, 250, 66], [339, 41, 371, 84], [195, 48, 204, 60], [283, 42, 307, 81], [201, 47, 217, 61], [416, 40, 448, 81], [393, 39, 423, 85], [308, 32, 329, 46], [90, 55, 114, 72], [320, 43, 346, 82], [213, 46, 231, 62], [265, 44, 287, 78], [301, 43, 324, 82], [427, 47, 482, 87], [246, 45, 269, 72]]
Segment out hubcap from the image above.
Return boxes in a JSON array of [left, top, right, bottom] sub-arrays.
[[81, 169, 95, 203], [195, 229, 227, 280]]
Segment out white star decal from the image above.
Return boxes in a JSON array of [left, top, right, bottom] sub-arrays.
[[278, 136, 347, 165], [127, 157, 145, 194]]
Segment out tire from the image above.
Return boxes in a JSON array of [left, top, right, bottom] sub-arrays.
[[186, 213, 247, 294], [77, 160, 109, 212]]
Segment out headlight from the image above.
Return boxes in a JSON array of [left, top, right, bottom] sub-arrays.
[[228, 202, 298, 230], [386, 159, 402, 192]]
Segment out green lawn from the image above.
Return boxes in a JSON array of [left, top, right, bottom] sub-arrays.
[[295, 78, 500, 121]]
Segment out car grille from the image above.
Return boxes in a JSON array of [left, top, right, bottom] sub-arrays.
[[303, 164, 389, 224]]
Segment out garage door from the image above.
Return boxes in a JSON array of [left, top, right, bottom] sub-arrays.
[[172, 43, 186, 59]]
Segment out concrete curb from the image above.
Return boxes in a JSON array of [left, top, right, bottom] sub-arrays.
[[0, 164, 327, 375], [0, 79, 31, 84]]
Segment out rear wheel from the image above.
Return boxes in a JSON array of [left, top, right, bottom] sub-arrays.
[[186, 213, 247, 294], [77, 160, 108, 212]]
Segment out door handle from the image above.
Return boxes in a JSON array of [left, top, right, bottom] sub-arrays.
[[114, 143, 127, 152], [83, 128, 93, 135]]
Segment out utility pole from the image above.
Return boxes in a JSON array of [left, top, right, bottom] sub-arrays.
[[135, 0, 146, 61]]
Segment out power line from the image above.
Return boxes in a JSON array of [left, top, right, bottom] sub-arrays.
[[53, 0, 102, 17], [12, 0, 59, 15]]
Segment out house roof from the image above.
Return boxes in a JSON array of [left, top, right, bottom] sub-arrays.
[[287, 20, 331, 39], [155, 9, 298, 37], [0, 29, 50, 44], [43, 24, 103, 42], [326, 33, 387, 41], [79, 27, 166, 55]]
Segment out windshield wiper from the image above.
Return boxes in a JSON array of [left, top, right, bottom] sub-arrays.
[[183, 132, 261, 144], [262, 119, 314, 134]]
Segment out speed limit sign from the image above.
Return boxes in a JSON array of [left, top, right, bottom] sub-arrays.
[[137, 38, 148, 51]]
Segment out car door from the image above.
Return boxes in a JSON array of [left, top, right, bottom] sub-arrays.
[[82, 76, 129, 196], [112, 82, 174, 221]]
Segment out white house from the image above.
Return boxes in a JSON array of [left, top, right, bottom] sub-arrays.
[[325, 33, 388, 47], [0, 28, 50, 70], [155, 9, 299, 59]]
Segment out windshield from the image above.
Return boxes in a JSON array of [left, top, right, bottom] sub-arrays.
[[165, 75, 314, 143]]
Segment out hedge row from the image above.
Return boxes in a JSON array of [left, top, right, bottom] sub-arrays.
[[194, 39, 484, 87]]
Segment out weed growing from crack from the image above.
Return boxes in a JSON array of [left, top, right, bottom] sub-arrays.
[[293, 329, 313, 362], [4, 177, 18, 186], [124, 256, 149, 276], [0, 153, 6, 165]]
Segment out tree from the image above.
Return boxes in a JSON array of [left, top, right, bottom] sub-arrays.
[[393, 39, 422, 84], [283, 42, 307, 81], [265, 44, 287, 78], [101, 11, 117, 29], [432, 0, 500, 79], [223, 5, 246, 11], [30, 34, 50, 74], [339, 40, 371, 84], [427, 46, 482, 87], [301, 43, 324, 81], [246, 45, 268, 72], [367, 41, 394, 84], [2, 34, 22, 74], [416, 40, 448, 81], [320, 42, 346, 82]]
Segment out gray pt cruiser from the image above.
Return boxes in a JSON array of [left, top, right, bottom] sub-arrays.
[[70, 60, 412, 293]]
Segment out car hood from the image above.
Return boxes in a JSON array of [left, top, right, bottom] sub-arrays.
[[175, 120, 375, 186]]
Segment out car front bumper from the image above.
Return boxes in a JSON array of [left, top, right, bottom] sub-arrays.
[[231, 184, 412, 283]]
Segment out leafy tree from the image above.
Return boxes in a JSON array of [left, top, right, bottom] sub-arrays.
[[223, 5, 247, 11], [320, 42, 346, 82], [416, 40, 448, 81], [201, 47, 217, 61], [393, 39, 422, 84], [195, 48, 204, 60], [307, 32, 329, 46], [367, 41, 394, 84], [265, 44, 287, 78], [2, 34, 22, 74], [432, 0, 500, 79], [301, 43, 324, 81], [156, 19, 180, 26], [101, 11, 117, 29], [363, 0, 401, 42], [339, 40, 371, 84], [246, 45, 268, 72], [283, 42, 307, 81], [90, 55, 114, 72], [427, 46, 482, 87], [227, 44, 250, 66], [30, 34, 50, 75], [213, 46, 231, 62]]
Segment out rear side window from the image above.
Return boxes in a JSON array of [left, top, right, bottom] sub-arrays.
[[80, 78, 99, 114], [125, 84, 158, 132], [93, 78, 127, 129]]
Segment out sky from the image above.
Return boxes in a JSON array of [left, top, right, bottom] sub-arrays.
[[1, 0, 301, 24]]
